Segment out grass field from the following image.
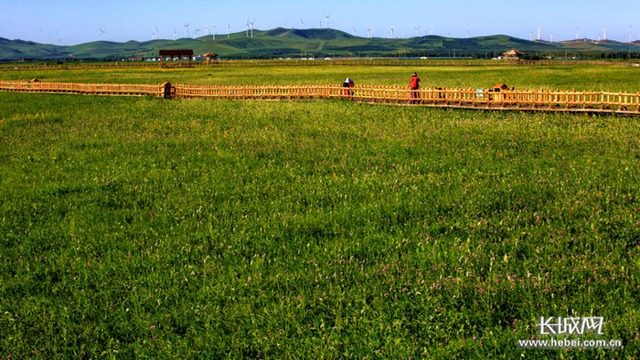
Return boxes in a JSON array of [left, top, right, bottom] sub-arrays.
[[3, 63, 640, 92], [0, 65, 639, 358]]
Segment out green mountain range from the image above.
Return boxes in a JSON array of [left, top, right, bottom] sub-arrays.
[[1, 28, 639, 61]]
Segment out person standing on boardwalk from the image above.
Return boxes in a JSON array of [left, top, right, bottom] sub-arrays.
[[410, 72, 421, 104], [343, 77, 355, 97]]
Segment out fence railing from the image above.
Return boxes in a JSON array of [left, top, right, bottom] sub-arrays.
[[0, 81, 162, 96], [203, 59, 640, 68], [1, 59, 639, 71], [2, 80, 640, 115], [172, 83, 640, 113]]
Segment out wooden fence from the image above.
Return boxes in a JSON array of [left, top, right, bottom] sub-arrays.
[[2, 80, 640, 115], [0, 81, 162, 96], [172, 84, 640, 114], [1, 59, 639, 71], [206, 59, 640, 68]]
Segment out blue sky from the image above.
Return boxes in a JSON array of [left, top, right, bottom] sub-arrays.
[[1, 0, 639, 45]]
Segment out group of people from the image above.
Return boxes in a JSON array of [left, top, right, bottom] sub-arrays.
[[342, 73, 421, 104]]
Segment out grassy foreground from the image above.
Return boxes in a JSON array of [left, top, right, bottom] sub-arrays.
[[0, 92, 639, 358]]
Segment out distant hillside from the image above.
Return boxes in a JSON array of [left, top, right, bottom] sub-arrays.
[[1, 28, 639, 61]]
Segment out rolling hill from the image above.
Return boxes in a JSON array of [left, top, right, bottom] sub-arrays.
[[1, 28, 639, 61]]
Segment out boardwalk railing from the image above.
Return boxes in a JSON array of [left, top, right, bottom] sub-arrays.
[[173, 83, 640, 114], [0, 81, 162, 96], [199, 59, 640, 68], [1, 59, 639, 71], [2, 80, 640, 115]]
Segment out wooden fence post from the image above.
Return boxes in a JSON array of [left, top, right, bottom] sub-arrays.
[[161, 82, 173, 99]]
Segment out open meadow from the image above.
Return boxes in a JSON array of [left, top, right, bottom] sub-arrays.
[[0, 64, 639, 358], [2, 63, 640, 92]]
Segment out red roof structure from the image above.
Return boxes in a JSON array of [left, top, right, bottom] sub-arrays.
[[159, 49, 194, 68]]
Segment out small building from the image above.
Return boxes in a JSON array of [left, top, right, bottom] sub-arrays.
[[203, 51, 219, 64], [493, 84, 509, 92], [503, 49, 524, 60], [487, 84, 511, 102], [159, 49, 194, 68]]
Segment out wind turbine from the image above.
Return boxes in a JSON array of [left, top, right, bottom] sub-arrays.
[[246, 20, 249, 37], [250, 18, 255, 37], [430, 26, 433, 35], [205, 25, 209, 36], [99, 27, 106, 41], [324, 15, 330, 29], [603, 28, 607, 41], [228, 24, 231, 38], [173, 28, 176, 41], [155, 27, 159, 40], [352, 28, 356, 36], [414, 27, 420, 37], [537, 26, 541, 40], [367, 26, 374, 38], [575, 29, 579, 40], [195, 28, 200, 38], [184, 23, 190, 38], [529, 31, 533, 41], [213, 23, 216, 40], [390, 26, 394, 39], [550, 34, 553, 43], [467, 30, 470, 38], [319, 20, 322, 28], [300, 19, 304, 29]]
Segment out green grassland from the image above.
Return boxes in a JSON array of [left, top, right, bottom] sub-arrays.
[[3, 63, 640, 93], [0, 65, 639, 358]]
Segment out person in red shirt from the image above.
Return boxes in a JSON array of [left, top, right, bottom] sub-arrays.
[[410, 72, 420, 104]]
